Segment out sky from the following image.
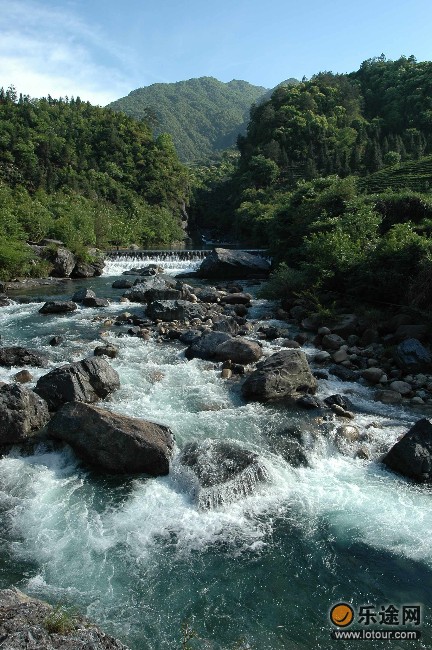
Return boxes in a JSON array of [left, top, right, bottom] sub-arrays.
[[1, 0, 432, 105]]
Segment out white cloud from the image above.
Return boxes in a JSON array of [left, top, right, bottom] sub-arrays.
[[0, 0, 131, 104]]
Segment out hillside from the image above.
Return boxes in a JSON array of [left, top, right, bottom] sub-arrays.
[[107, 77, 269, 162], [359, 155, 432, 194]]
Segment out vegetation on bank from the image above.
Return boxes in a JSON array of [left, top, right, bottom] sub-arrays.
[[190, 56, 432, 311], [0, 86, 189, 279]]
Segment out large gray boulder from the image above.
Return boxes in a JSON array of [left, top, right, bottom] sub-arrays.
[[50, 247, 76, 277], [123, 275, 184, 303], [394, 338, 432, 373], [214, 338, 263, 364], [0, 346, 47, 367], [242, 349, 317, 401], [71, 288, 96, 302], [179, 439, 268, 508], [0, 384, 50, 446], [39, 301, 77, 314], [47, 402, 174, 475], [383, 419, 432, 482], [0, 587, 129, 649], [197, 248, 270, 279], [71, 258, 104, 278], [34, 357, 120, 411], [185, 331, 232, 359], [146, 300, 207, 322]]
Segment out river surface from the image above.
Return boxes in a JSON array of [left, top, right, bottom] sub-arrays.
[[0, 255, 431, 649]]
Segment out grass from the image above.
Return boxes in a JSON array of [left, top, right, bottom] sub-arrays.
[[43, 604, 77, 635]]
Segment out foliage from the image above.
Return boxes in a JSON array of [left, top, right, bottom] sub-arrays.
[[108, 77, 270, 162], [0, 86, 189, 278], [43, 605, 76, 635]]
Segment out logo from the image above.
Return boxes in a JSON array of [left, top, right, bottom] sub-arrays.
[[329, 602, 422, 641], [330, 603, 354, 627]]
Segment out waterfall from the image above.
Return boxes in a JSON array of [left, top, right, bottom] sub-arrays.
[[102, 251, 205, 276]]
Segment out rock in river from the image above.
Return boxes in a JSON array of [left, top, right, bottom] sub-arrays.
[[34, 357, 120, 411], [48, 402, 174, 475], [196, 248, 271, 279], [0, 383, 50, 447], [383, 418, 432, 482], [39, 301, 77, 314], [179, 439, 268, 508], [242, 349, 317, 402], [0, 346, 47, 368]]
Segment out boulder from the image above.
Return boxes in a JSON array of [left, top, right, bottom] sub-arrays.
[[220, 292, 252, 305], [267, 429, 309, 467], [185, 331, 232, 360], [0, 384, 50, 446], [383, 418, 432, 482], [50, 247, 76, 277], [112, 279, 133, 289], [13, 369, 33, 383], [49, 335, 64, 346], [389, 380, 412, 395], [193, 286, 222, 303], [146, 300, 207, 322], [242, 349, 317, 402], [34, 357, 120, 411], [214, 338, 263, 365], [179, 439, 268, 508], [0, 587, 129, 649], [72, 259, 104, 278], [47, 402, 174, 475], [71, 288, 96, 303], [123, 275, 182, 303], [314, 350, 331, 363], [362, 367, 385, 384], [196, 248, 270, 279], [94, 344, 119, 359], [179, 330, 202, 345], [39, 301, 77, 314], [258, 325, 280, 340], [374, 390, 402, 405], [123, 264, 163, 276], [212, 316, 240, 335], [82, 297, 109, 307], [394, 338, 432, 373], [324, 394, 353, 411], [322, 334, 345, 350], [296, 395, 321, 409], [0, 347, 47, 368], [329, 365, 358, 382]]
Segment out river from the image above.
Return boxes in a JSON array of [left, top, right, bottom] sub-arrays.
[[0, 254, 431, 649]]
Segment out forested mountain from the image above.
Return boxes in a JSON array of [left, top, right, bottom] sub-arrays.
[[191, 56, 432, 310], [0, 86, 189, 278], [107, 77, 269, 162]]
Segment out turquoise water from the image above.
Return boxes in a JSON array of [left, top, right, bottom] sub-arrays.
[[0, 256, 431, 649]]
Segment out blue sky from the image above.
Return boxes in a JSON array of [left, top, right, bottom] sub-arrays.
[[1, 0, 431, 105]]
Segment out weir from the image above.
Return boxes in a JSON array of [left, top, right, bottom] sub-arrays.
[[105, 248, 268, 260]]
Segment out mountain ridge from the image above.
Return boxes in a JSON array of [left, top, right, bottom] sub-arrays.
[[107, 76, 273, 162]]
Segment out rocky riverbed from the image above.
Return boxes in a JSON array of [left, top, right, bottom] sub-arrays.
[[0, 249, 431, 649]]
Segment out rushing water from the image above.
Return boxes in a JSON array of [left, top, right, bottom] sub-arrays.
[[0, 254, 431, 649]]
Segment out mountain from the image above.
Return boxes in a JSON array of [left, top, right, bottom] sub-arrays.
[[107, 77, 269, 162]]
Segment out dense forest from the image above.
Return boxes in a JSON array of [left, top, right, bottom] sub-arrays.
[[0, 87, 189, 279], [107, 77, 270, 162], [191, 56, 432, 310]]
